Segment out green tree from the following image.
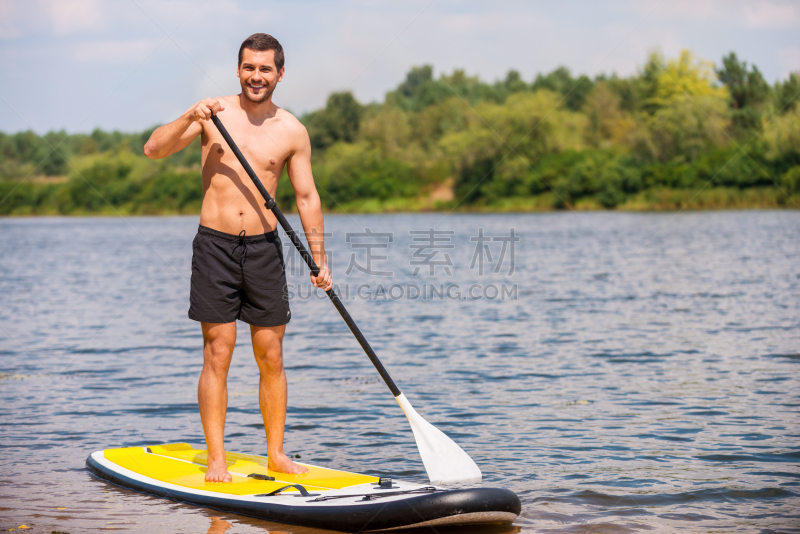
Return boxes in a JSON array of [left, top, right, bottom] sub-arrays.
[[303, 91, 363, 152], [314, 142, 418, 204], [602, 73, 641, 112], [645, 50, 729, 111], [388, 65, 451, 112], [639, 94, 730, 162], [638, 50, 666, 114], [532, 66, 594, 110], [774, 72, 800, 114], [2, 50, 798, 215], [636, 50, 731, 162], [583, 82, 637, 148], [763, 105, 800, 159], [502, 70, 528, 94], [716, 52, 770, 135]]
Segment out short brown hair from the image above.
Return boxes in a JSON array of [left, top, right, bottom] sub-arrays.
[[238, 33, 284, 70]]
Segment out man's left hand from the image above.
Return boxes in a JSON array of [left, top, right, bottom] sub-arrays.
[[311, 265, 333, 291]]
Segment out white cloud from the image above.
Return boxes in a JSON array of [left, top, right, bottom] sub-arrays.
[[629, 0, 728, 22], [632, 0, 800, 28], [742, 1, 799, 28], [0, 0, 25, 39], [72, 39, 160, 63], [651, 0, 726, 22], [42, 0, 105, 35], [439, 11, 544, 33]]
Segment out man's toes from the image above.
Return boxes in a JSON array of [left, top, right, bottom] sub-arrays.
[[206, 470, 231, 483]]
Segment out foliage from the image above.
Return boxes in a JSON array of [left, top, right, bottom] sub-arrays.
[[313, 142, 419, 205], [638, 94, 730, 162], [647, 50, 728, 108], [774, 73, 800, 115], [716, 52, 770, 136], [1, 48, 798, 215], [0, 148, 201, 215], [531, 66, 594, 111], [302, 92, 363, 151], [762, 105, 800, 160]]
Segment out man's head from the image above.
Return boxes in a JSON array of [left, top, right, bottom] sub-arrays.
[[237, 33, 285, 104]]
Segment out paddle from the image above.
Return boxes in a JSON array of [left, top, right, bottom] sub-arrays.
[[210, 114, 481, 486]]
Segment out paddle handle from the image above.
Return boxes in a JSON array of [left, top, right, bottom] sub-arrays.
[[210, 114, 401, 397]]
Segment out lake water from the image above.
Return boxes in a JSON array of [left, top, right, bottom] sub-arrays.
[[1, 211, 798, 533]]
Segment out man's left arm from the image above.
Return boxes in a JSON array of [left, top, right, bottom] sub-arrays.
[[287, 126, 333, 291]]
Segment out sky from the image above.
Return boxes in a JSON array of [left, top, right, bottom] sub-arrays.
[[1, 0, 799, 135]]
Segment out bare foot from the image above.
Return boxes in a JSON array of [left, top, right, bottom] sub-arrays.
[[268, 452, 309, 474], [205, 453, 232, 482]]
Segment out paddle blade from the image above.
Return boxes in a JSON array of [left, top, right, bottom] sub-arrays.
[[395, 393, 482, 486]]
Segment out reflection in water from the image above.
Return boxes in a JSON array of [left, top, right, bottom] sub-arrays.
[[0, 212, 798, 533], [207, 517, 233, 534]]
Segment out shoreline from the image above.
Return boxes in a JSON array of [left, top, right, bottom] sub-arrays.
[[3, 186, 797, 217], [2, 204, 798, 218]]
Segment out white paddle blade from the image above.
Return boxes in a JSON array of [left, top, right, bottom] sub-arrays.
[[395, 393, 482, 486]]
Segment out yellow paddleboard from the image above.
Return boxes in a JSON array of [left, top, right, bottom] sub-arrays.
[[87, 443, 520, 531]]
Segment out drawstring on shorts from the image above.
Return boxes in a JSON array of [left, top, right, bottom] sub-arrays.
[[231, 230, 248, 267]]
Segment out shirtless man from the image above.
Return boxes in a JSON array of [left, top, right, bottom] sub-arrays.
[[144, 33, 332, 482]]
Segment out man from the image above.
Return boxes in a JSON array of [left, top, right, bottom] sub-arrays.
[[144, 33, 332, 482]]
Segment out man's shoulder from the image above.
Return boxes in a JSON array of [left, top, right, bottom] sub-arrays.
[[276, 107, 306, 135], [274, 108, 309, 151]]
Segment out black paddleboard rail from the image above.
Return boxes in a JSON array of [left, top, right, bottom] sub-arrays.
[[210, 114, 401, 397]]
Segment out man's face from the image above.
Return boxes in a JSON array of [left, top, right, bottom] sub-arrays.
[[237, 48, 284, 103]]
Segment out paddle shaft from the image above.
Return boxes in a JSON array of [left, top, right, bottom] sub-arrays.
[[210, 114, 401, 397]]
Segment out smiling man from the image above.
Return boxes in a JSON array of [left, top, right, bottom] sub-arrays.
[[144, 33, 332, 482]]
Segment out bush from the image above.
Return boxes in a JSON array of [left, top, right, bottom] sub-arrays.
[[315, 143, 419, 207]]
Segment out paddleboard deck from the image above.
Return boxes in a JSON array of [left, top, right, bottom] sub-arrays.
[[86, 443, 520, 532]]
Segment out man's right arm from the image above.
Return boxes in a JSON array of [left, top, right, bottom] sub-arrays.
[[143, 98, 225, 159]]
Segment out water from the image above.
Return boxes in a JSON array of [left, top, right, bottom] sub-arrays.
[[1, 211, 798, 533]]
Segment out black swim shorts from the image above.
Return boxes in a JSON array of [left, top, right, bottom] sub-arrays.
[[188, 225, 291, 327]]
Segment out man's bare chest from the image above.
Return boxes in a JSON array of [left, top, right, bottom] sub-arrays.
[[205, 124, 290, 173]]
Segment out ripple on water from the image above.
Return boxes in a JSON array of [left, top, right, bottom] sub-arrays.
[[0, 212, 799, 533]]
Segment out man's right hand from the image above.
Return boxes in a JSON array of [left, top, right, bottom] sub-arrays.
[[190, 98, 225, 121], [144, 98, 223, 159]]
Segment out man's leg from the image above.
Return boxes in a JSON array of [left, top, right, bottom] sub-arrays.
[[251, 324, 309, 474], [199, 321, 236, 482]]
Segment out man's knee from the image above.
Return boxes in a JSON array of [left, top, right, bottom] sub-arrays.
[[255, 345, 284, 375], [204, 342, 233, 372], [251, 325, 285, 374], [202, 323, 235, 375]]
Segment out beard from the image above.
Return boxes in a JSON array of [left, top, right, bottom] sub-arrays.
[[241, 79, 275, 103]]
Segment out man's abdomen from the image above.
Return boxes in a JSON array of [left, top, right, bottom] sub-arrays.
[[199, 178, 278, 235]]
